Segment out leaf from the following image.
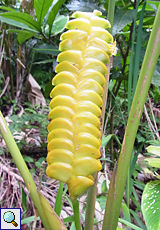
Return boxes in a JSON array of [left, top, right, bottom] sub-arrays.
[[152, 65, 160, 87], [0, 6, 16, 12], [23, 156, 34, 163], [48, 0, 66, 35], [7, 29, 37, 44], [34, 0, 53, 23], [34, 43, 59, 55], [45, 15, 68, 37], [141, 181, 160, 230], [145, 158, 160, 168], [118, 218, 143, 230], [54, 182, 63, 217], [0, 12, 41, 32], [112, 9, 136, 35], [22, 187, 27, 211], [146, 145, 160, 156], [102, 134, 121, 149]]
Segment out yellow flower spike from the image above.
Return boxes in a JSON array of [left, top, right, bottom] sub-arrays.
[[46, 10, 117, 199]]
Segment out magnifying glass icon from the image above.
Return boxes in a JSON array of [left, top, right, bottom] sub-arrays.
[[3, 211, 18, 227]]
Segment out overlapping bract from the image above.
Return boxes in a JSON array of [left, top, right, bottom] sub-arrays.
[[46, 10, 116, 200]]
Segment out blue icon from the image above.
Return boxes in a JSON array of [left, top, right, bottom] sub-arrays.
[[3, 211, 18, 227]]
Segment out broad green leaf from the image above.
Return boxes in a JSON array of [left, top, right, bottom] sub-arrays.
[[146, 145, 160, 156], [145, 158, 160, 168], [7, 29, 37, 44], [141, 181, 160, 230], [45, 15, 68, 36], [0, 17, 38, 32], [63, 215, 74, 223], [34, 0, 53, 23], [112, 9, 136, 35], [0, 12, 41, 32], [48, 0, 66, 35]]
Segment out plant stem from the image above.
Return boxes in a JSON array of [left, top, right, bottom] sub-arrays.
[[72, 199, 82, 230], [102, 3, 160, 230], [0, 111, 66, 230], [84, 172, 97, 230], [107, 0, 116, 34]]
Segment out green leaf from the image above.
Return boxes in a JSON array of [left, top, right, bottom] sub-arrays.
[[145, 158, 160, 168], [21, 216, 40, 225], [35, 157, 46, 169], [113, 9, 136, 35], [34, 0, 53, 23], [130, 209, 147, 230], [119, 218, 143, 230], [48, 0, 66, 35], [45, 15, 68, 36], [23, 156, 34, 163], [146, 145, 160, 156], [0, 6, 16, 12], [102, 134, 121, 149], [0, 12, 41, 32], [54, 182, 63, 217], [142, 181, 160, 230], [122, 203, 131, 229], [22, 187, 27, 211], [63, 215, 74, 223], [34, 43, 59, 55], [7, 29, 37, 44]]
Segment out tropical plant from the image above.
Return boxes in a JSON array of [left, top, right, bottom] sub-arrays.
[[0, 0, 160, 230]]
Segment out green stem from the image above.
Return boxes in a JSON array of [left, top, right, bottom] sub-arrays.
[[84, 172, 97, 230], [72, 199, 82, 230], [0, 111, 66, 230], [102, 3, 160, 230], [107, 0, 116, 34]]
